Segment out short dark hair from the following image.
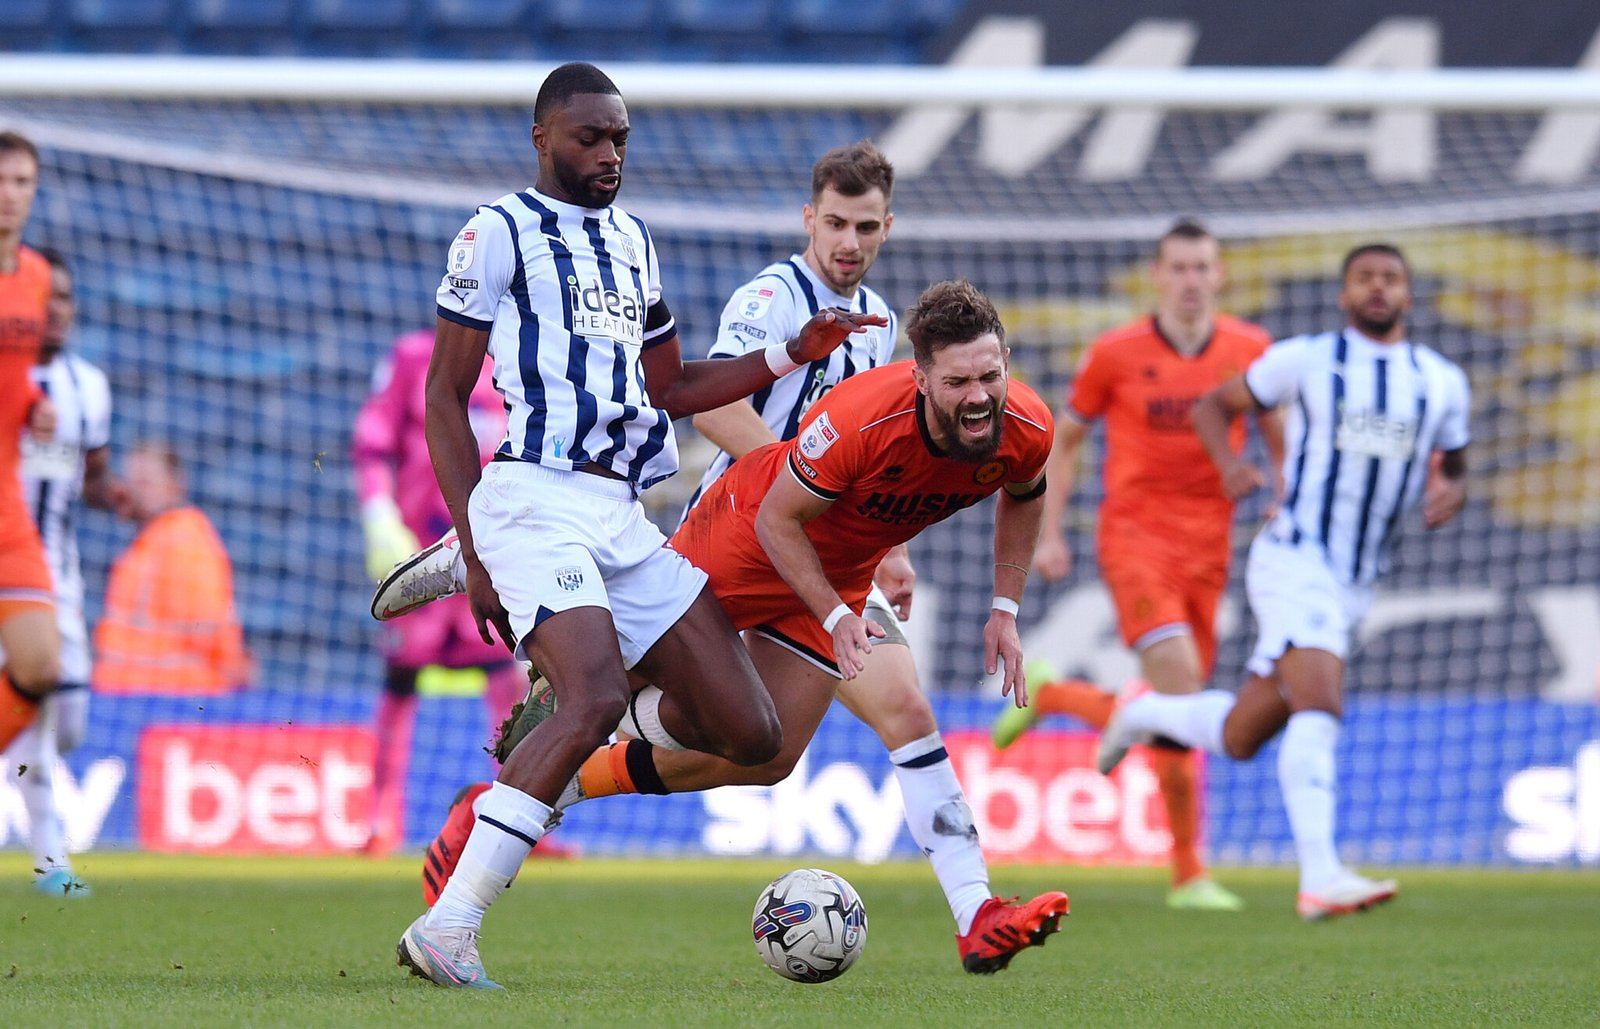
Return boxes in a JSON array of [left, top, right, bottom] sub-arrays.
[[1155, 218, 1213, 259], [1341, 242, 1409, 281], [534, 63, 621, 124], [811, 140, 895, 205], [0, 130, 39, 164], [905, 279, 1005, 367]]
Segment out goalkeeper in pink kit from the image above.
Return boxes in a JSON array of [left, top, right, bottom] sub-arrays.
[[353, 328, 533, 854]]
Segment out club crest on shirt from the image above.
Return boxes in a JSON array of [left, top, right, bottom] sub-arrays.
[[739, 287, 776, 320], [449, 229, 476, 273], [974, 459, 1007, 485], [799, 412, 839, 459], [615, 233, 639, 269], [555, 566, 584, 593]]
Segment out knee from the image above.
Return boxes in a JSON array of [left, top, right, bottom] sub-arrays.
[[1223, 732, 1264, 761], [739, 745, 800, 787], [720, 712, 783, 768], [10, 656, 60, 698], [559, 687, 631, 745]]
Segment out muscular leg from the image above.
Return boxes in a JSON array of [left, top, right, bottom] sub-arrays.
[[638, 634, 833, 790], [0, 609, 61, 752], [836, 643, 992, 934]]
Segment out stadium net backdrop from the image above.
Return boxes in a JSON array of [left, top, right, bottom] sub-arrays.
[[1, 58, 1597, 868]]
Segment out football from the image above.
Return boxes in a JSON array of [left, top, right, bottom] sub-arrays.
[[751, 868, 868, 983]]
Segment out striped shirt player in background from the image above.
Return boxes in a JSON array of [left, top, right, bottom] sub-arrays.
[[994, 220, 1282, 912], [682, 144, 1067, 968], [1098, 244, 1471, 921], [393, 63, 882, 989], [4, 249, 120, 896], [0, 130, 65, 766]]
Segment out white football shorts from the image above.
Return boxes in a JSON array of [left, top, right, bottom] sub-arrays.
[[1244, 532, 1375, 677], [468, 459, 708, 668]]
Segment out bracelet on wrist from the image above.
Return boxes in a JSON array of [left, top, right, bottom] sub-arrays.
[[991, 596, 1020, 617]]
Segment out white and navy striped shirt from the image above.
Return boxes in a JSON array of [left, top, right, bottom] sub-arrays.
[[19, 352, 112, 613], [682, 256, 897, 520], [1246, 328, 1471, 586], [436, 189, 679, 489]]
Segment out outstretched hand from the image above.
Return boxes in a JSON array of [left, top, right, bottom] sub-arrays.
[[788, 308, 889, 365]]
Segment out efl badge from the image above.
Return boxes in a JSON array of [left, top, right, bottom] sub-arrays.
[[799, 412, 839, 459], [555, 566, 584, 592], [974, 460, 1007, 485], [450, 229, 477, 273], [739, 287, 776, 320]]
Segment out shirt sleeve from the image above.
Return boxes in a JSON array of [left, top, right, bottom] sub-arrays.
[[709, 274, 802, 360], [1243, 337, 1309, 409], [1065, 339, 1115, 422], [786, 397, 864, 502], [1435, 361, 1472, 451], [436, 208, 514, 332]]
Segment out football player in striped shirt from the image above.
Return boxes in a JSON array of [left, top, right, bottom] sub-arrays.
[[4, 249, 120, 896], [391, 63, 881, 989], [1098, 244, 1470, 921]]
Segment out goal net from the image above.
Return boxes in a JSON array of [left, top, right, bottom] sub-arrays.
[[2, 61, 1597, 870]]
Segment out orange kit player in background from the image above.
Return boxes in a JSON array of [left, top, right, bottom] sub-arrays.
[[993, 219, 1283, 911], [0, 129, 63, 753]]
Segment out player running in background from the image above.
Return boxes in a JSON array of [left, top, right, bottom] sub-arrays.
[[419, 143, 1067, 970], [353, 327, 532, 855], [992, 220, 1281, 911], [401, 280, 1071, 975], [3, 250, 120, 895], [388, 63, 880, 989], [0, 129, 63, 757], [1097, 243, 1470, 921]]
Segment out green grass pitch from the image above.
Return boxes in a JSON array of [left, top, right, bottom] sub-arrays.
[[2, 854, 1596, 1026]]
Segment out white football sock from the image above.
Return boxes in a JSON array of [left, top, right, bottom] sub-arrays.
[[1122, 689, 1234, 754], [1278, 710, 1343, 891], [616, 686, 687, 752], [427, 782, 550, 932], [889, 732, 991, 935], [10, 714, 70, 875]]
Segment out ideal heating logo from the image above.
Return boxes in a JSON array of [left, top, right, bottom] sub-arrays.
[[566, 276, 644, 347]]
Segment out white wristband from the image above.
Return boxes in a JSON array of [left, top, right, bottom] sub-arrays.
[[992, 596, 1020, 617], [821, 603, 852, 634], [765, 342, 803, 378]]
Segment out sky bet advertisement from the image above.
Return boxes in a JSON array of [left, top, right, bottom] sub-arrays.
[[3, 691, 1597, 867]]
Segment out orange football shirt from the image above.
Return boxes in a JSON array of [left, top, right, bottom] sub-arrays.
[[1069, 313, 1270, 542], [0, 246, 51, 557], [674, 361, 1054, 618]]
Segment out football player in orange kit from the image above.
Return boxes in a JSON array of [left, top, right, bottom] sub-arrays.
[[994, 220, 1283, 911], [0, 130, 63, 754]]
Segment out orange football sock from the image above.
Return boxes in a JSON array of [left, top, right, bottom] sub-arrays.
[[1151, 746, 1204, 886], [0, 674, 42, 753], [578, 742, 637, 800], [1033, 680, 1116, 731]]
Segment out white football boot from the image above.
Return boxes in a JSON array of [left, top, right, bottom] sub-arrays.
[[1296, 870, 1398, 921], [371, 530, 466, 621]]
